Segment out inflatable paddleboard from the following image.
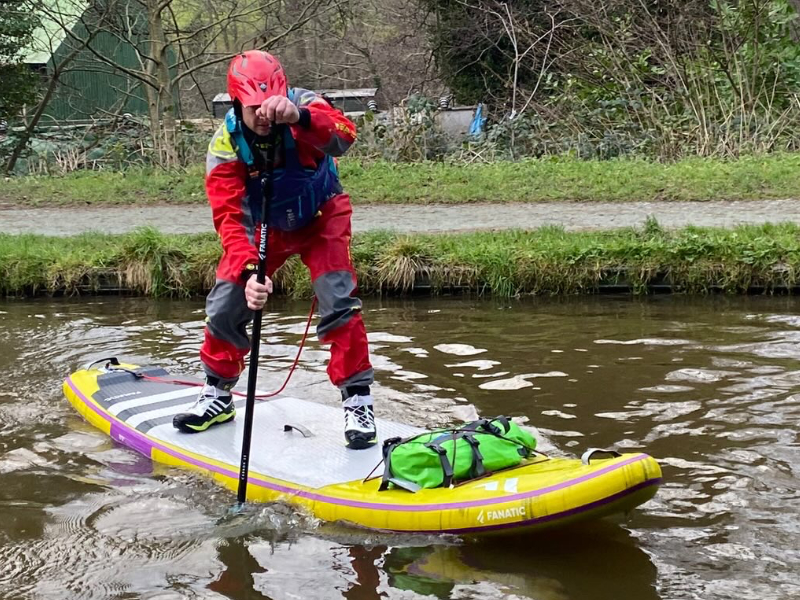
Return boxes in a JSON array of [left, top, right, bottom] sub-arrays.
[[63, 360, 662, 536]]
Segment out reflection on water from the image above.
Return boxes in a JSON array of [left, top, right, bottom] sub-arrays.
[[1, 295, 799, 599]]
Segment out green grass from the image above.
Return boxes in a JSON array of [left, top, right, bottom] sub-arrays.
[[4, 153, 800, 207], [2, 223, 799, 297], [0, 167, 206, 207]]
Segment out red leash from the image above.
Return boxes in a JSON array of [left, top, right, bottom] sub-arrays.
[[138, 298, 317, 399]]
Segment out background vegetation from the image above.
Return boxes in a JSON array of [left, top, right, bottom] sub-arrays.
[[3, 223, 799, 297], [0, 1, 38, 124], [4, 0, 800, 173], [4, 153, 800, 207]]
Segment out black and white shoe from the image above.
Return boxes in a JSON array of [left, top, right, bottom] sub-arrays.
[[173, 385, 235, 433], [343, 393, 377, 450]]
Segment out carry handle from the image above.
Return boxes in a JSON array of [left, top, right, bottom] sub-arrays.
[[581, 448, 622, 465], [283, 423, 313, 438], [83, 357, 120, 371]]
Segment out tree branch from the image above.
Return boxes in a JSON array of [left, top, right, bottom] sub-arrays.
[[174, 0, 344, 84]]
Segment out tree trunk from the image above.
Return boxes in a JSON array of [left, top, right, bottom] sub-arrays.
[[4, 74, 60, 175], [788, 0, 800, 41], [4, 42, 84, 175], [145, 82, 162, 163], [283, 0, 310, 83], [146, 0, 178, 167]]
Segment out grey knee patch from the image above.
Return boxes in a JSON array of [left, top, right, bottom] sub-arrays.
[[205, 279, 252, 349], [313, 270, 362, 339]]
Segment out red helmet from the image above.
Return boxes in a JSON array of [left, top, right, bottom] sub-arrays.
[[227, 51, 287, 107]]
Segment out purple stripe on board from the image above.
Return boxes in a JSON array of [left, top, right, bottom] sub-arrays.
[[431, 477, 662, 535], [110, 421, 153, 458], [299, 452, 654, 512], [66, 377, 658, 515], [68, 377, 112, 420], [67, 376, 240, 476]]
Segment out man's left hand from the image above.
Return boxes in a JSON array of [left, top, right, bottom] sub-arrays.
[[257, 96, 299, 125]]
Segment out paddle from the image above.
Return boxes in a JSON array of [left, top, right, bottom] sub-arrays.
[[236, 122, 280, 506]]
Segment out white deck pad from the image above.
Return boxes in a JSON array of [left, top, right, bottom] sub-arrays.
[[90, 368, 422, 489], [152, 397, 422, 488]]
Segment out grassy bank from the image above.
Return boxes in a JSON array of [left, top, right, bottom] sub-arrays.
[[3, 153, 800, 207], [2, 223, 798, 298]]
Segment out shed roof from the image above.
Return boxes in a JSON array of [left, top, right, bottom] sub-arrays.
[[212, 88, 378, 103], [22, 0, 86, 65], [318, 88, 378, 99]]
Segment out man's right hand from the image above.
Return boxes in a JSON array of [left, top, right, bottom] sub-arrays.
[[245, 274, 273, 311]]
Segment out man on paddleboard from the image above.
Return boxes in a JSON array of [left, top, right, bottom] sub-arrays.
[[172, 50, 376, 450]]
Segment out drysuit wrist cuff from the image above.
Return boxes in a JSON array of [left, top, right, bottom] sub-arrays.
[[297, 108, 311, 129], [241, 263, 258, 282]]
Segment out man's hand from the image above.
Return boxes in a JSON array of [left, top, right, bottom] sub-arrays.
[[245, 274, 273, 311], [256, 96, 300, 125]]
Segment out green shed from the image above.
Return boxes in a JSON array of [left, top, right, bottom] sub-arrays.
[[23, 0, 154, 123]]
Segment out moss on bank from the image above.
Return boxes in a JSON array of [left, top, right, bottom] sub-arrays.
[[2, 224, 799, 298], [3, 153, 800, 207]]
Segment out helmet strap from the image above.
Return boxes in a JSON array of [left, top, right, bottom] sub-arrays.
[[232, 99, 243, 121], [232, 99, 267, 143]]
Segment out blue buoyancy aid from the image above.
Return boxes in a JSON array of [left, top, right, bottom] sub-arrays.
[[224, 101, 342, 232]]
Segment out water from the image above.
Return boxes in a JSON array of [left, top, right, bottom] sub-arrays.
[[0, 295, 798, 599]]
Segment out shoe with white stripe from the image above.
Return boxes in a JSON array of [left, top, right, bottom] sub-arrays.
[[173, 384, 235, 433], [343, 393, 376, 450]]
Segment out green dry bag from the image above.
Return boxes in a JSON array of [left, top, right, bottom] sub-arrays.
[[379, 417, 537, 492]]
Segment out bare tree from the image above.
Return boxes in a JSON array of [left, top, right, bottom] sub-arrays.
[[455, 1, 570, 119], [52, 0, 346, 167], [4, 0, 116, 175], [275, 0, 438, 106]]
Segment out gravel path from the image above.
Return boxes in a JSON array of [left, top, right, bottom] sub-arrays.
[[2, 199, 799, 236]]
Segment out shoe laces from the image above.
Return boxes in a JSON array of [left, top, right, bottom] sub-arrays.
[[344, 400, 374, 431], [191, 384, 231, 415]]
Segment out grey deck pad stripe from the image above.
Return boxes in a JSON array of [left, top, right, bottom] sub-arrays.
[[92, 368, 204, 432], [115, 393, 202, 421], [134, 399, 247, 433], [93, 368, 179, 410]]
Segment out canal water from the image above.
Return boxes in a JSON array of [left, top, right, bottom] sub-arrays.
[[0, 295, 798, 599]]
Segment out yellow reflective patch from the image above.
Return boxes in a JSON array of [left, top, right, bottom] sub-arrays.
[[335, 122, 352, 135], [209, 125, 236, 159]]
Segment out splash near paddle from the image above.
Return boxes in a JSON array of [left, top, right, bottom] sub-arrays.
[[63, 360, 662, 536]]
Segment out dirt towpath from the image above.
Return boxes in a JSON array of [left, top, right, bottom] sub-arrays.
[[2, 199, 798, 236]]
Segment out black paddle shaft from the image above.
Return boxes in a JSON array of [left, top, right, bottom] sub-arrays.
[[237, 123, 280, 504]]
